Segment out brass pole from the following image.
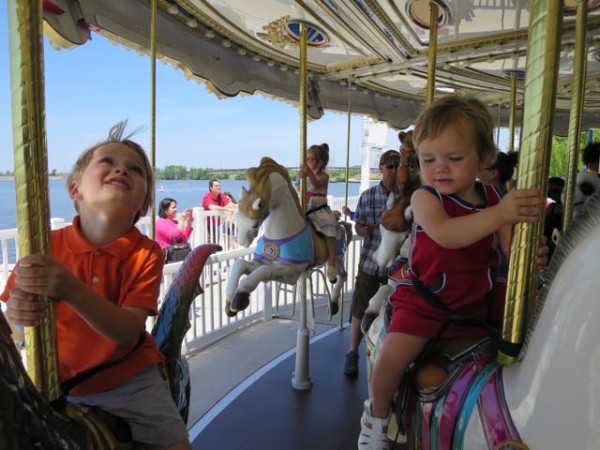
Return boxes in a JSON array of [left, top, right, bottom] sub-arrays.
[[426, 1, 439, 105], [508, 73, 517, 153], [149, 0, 157, 238], [562, 0, 588, 230], [291, 23, 312, 391], [499, 0, 563, 365], [341, 79, 352, 329], [299, 24, 308, 212], [7, 0, 60, 399], [344, 80, 352, 220]]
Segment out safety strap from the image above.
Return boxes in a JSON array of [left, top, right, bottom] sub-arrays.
[[306, 203, 329, 216], [60, 332, 147, 395], [411, 274, 520, 356]]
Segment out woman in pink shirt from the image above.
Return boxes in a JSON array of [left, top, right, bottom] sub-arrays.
[[155, 198, 194, 250]]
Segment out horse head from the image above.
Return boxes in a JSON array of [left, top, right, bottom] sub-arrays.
[[237, 157, 302, 247]]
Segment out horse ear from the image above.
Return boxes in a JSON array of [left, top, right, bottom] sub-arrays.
[[252, 197, 262, 211], [241, 187, 249, 201]]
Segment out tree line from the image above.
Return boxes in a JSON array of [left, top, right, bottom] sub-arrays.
[[2, 131, 596, 180]]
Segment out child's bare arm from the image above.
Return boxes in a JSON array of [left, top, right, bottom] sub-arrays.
[[11, 254, 148, 345], [412, 188, 543, 249]]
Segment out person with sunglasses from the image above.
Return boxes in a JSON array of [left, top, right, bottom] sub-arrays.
[[343, 149, 400, 378]]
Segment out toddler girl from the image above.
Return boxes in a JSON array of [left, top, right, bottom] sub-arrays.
[[359, 96, 544, 449]]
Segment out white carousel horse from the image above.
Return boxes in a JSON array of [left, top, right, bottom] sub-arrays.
[[225, 157, 350, 317], [364, 134, 420, 331], [363, 192, 600, 449]]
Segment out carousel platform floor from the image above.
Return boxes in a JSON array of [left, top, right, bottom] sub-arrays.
[[188, 324, 367, 450], [185, 298, 408, 449]]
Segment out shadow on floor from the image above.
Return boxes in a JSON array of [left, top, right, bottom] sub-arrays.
[[190, 326, 371, 450]]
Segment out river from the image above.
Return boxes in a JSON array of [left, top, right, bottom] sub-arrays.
[[0, 178, 367, 230]]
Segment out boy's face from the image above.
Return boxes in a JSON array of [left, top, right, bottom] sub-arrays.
[[418, 126, 480, 199], [69, 143, 149, 218]]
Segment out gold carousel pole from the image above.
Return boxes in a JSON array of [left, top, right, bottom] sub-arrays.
[[7, 0, 60, 400], [426, 1, 439, 105], [299, 26, 308, 214], [340, 78, 352, 329], [562, 0, 588, 230], [499, 0, 564, 365], [149, 0, 157, 238], [292, 22, 312, 391], [508, 72, 518, 154]]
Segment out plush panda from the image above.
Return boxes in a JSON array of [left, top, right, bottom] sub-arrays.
[[571, 171, 600, 217]]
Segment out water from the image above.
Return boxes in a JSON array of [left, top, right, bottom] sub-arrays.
[[0, 178, 365, 230]]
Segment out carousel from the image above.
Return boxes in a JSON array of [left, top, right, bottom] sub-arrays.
[[3, 1, 600, 449]]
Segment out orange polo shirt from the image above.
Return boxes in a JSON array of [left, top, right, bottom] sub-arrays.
[[1, 216, 165, 396]]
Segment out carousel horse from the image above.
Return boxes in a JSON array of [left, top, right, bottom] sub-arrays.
[[0, 243, 220, 448], [363, 131, 420, 332], [362, 192, 600, 449], [225, 157, 351, 317]]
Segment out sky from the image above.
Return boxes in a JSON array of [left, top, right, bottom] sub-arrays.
[[0, 8, 403, 173]]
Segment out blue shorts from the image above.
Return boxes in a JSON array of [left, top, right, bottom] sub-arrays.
[[68, 364, 189, 446]]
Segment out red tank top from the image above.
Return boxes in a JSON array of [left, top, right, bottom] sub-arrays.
[[388, 183, 502, 337]]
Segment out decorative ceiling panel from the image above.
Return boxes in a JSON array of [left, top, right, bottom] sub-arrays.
[[40, 0, 600, 133]]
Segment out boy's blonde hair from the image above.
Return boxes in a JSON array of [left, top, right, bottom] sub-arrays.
[[413, 96, 496, 163], [66, 121, 154, 223]]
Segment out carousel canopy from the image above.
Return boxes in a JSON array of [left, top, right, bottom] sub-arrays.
[[43, 0, 600, 134]]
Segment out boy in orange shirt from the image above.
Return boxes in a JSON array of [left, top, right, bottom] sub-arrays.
[[1, 122, 191, 449]]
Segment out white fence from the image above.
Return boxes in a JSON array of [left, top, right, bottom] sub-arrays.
[[0, 195, 362, 354]]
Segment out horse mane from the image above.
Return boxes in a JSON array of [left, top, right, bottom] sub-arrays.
[[520, 191, 600, 359], [242, 157, 303, 219]]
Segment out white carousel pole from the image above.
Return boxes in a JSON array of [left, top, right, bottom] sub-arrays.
[[292, 21, 312, 390]]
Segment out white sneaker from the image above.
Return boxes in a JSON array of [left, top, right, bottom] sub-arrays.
[[358, 399, 391, 450]]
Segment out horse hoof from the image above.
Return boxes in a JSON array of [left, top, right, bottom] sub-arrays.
[[231, 293, 250, 312], [225, 302, 237, 317], [361, 314, 376, 334], [225, 305, 238, 317], [330, 302, 339, 316]]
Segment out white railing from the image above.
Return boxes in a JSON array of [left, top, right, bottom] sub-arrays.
[[0, 195, 362, 355]]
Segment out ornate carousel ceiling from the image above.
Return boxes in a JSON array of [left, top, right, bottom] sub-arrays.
[[43, 0, 600, 134]]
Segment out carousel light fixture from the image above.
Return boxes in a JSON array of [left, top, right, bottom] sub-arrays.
[[405, 0, 451, 30], [186, 18, 197, 28], [222, 40, 231, 48], [167, 4, 178, 15], [205, 30, 215, 38]]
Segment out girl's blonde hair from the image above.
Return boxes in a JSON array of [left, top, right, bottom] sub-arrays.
[[66, 120, 154, 223], [413, 96, 496, 163]]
